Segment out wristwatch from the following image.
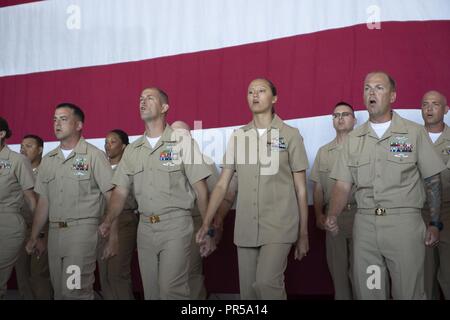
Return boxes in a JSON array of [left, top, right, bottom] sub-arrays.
[[207, 227, 215, 238], [429, 221, 444, 231]]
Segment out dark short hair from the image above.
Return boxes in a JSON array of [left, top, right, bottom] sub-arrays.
[[55, 103, 85, 123], [0, 117, 12, 139], [334, 101, 355, 114], [387, 75, 396, 91], [157, 88, 169, 105], [23, 134, 44, 148], [266, 79, 277, 97], [147, 87, 169, 105], [109, 129, 129, 145]]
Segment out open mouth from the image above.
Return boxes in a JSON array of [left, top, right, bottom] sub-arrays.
[[368, 98, 377, 107]]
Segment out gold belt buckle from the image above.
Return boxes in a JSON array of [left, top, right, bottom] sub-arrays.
[[149, 215, 160, 224], [375, 208, 386, 216], [346, 204, 352, 211], [58, 222, 68, 228]]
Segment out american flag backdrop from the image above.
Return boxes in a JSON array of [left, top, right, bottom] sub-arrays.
[[1, 0, 450, 295]]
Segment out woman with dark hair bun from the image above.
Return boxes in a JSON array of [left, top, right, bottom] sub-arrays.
[[196, 78, 310, 300]]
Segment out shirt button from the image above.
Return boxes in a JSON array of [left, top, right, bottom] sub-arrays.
[[377, 174, 381, 178], [253, 216, 256, 220], [253, 188, 257, 192], [253, 202, 256, 206]]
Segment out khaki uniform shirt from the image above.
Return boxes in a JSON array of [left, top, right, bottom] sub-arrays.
[[424, 124, 450, 215], [330, 112, 446, 210], [0, 146, 34, 214], [112, 125, 211, 216], [310, 139, 356, 208], [222, 114, 309, 246], [35, 138, 113, 222]]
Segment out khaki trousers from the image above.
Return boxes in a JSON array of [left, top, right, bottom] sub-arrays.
[[137, 212, 193, 300], [0, 213, 25, 299], [326, 208, 356, 300], [15, 225, 53, 299], [237, 243, 291, 300], [353, 211, 426, 300], [97, 211, 138, 300], [188, 214, 207, 299], [48, 220, 99, 300], [422, 206, 450, 300]]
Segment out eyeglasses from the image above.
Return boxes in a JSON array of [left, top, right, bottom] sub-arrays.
[[332, 112, 353, 119]]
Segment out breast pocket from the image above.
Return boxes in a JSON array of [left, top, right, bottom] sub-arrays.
[[386, 153, 416, 185], [348, 155, 372, 187], [157, 164, 184, 193], [0, 168, 11, 176], [67, 171, 92, 197], [41, 173, 56, 196], [319, 161, 330, 174], [129, 164, 144, 196]]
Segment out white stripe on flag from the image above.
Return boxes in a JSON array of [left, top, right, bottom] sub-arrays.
[[1, 0, 450, 76]]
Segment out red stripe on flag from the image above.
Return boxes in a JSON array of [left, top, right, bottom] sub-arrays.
[[0, 0, 40, 8], [1, 21, 449, 144]]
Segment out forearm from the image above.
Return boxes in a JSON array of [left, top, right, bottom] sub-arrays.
[[312, 183, 325, 218], [328, 181, 352, 218], [104, 187, 128, 224], [297, 188, 309, 235], [213, 198, 233, 227], [194, 180, 209, 221], [293, 172, 308, 235], [425, 174, 441, 223], [203, 185, 227, 227], [24, 189, 37, 214], [30, 197, 49, 240], [108, 218, 119, 240]]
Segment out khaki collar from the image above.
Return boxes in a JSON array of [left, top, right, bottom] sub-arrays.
[[133, 124, 174, 152], [242, 114, 284, 132], [48, 137, 88, 161], [327, 139, 339, 151], [356, 111, 408, 139], [433, 124, 450, 145], [0, 145, 11, 159]]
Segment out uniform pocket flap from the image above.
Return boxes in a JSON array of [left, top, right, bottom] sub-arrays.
[[348, 155, 370, 167]]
